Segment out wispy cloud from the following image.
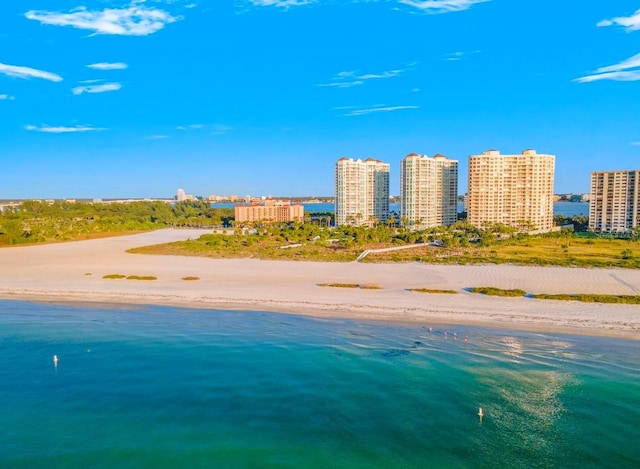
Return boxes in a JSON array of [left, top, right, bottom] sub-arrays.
[[0, 62, 63, 82], [318, 68, 404, 88], [247, 0, 315, 8], [631, 141, 640, 146], [25, 124, 106, 133], [444, 50, 481, 61], [397, 0, 490, 14], [176, 123, 232, 134], [87, 62, 128, 70], [248, 0, 488, 13], [25, 3, 180, 36], [575, 52, 640, 83], [0, 94, 15, 100], [177, 124, 205, 130], [597, 8, 640, 32], [340, 105, 419, 116], [72, 83, 122, 95], [146, 134, 170, 140]]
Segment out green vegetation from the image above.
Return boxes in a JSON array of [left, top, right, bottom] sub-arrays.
[[470, 287, 528, 297], [318, 283, 382, 289], [126, 275, 157, 281], [4, 203, 639, 270], [0, 200, 233, 246], [532, 293, 640, 304], [182, 276, 200, 281], [131, 217, 640, 269], [103, 274, 126, 279], [408, 288, 457, 294]]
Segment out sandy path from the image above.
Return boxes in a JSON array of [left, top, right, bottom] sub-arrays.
[[1, 229, 639, 340]]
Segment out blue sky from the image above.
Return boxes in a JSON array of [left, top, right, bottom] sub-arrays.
[[1, 0, 639, 199]]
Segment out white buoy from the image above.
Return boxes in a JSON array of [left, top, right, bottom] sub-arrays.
[[478, 407, 484, 422], [53, 355, 59, 367]]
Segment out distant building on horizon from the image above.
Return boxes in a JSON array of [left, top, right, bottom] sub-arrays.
[[467, 149, 555, 232], [589, 170, 640, 233], [176, 188, 195, 202], [400, 153, 458, 230], [234, 199, 304, 224], [335, 157, 390, 226]]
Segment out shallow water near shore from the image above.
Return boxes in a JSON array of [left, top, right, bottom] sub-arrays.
[[1, 299, 639, 468]]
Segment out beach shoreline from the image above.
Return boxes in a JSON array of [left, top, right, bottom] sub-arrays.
[[1, 229, 639, 341]]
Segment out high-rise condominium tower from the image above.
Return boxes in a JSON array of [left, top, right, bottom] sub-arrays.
[[467, 149, 555, 232], [589, 170, 640, 233], [401, 153, 458, 230], [335, 157, 390, 226]]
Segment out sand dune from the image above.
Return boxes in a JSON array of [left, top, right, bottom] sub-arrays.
[[1, 229, 639, 340]]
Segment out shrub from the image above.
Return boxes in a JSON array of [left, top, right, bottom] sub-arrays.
[[126, 275, 157, 281], [103, 274, 126, 279], [470, 287, 527, 297], [182, 276, 200, 281], [408, 288, 457, 294]]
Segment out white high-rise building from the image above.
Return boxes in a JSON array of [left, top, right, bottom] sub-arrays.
[[467, 149, 555, 232], [335, 157, 390, 226], [176, 188, 186, 202], [589, 170, 640, 233], [401, 153, 458, 230]]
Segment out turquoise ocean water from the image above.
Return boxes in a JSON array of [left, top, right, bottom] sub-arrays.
[[1, 299, 638, 468]]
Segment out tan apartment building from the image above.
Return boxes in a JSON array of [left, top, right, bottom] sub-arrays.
[[467, 149, 555, 232], [234, 199, 304, 224], [589, 170, 640, 233], [335, 157, 390, 226], [401, 153, 458, 230]]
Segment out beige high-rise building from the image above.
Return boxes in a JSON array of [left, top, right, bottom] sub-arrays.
[[401, 153, 458, 230], [335, 157, 390, 226], [589, 170, 640, 233], [467, 149, 555, 232]]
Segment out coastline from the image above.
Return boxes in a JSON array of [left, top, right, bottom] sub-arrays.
[[1, 229, 639, 341]]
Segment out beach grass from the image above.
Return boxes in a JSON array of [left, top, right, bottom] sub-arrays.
[[182, 276, 200, 281], [408, 288, 458, 294], [126, 275, 157, 281], [532, 293, 640, 304], [470, 287, 528, 297], [103, 274, 126, 279], [318, 283, 382, 289]]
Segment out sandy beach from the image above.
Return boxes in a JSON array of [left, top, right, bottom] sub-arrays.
[[1, 228, 639, 340]]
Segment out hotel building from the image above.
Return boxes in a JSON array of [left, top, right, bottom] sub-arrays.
[[467, 149, 555, 232], [400, 153, 458, 230], [589, 170, 640, 233], [335, 157, 390, 226], [234, 199, 304, 224]]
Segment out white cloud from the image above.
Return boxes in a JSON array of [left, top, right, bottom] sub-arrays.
[[87, 62, 128, 70], [247, 0, 315, 8], [0, 94, 15, 100], [177, 124, 204, 130], [398, 0, 490, 14], [0, 62, 62, 82], [146, 134, 170, 140], [597, 8, 640, 32], [342, 105, 419, 116], [575, 52, 640, 83], [72, 83, 122, 95], [25, 124, 106, 133], [319, 68, 404, 87], [25, 3, 180, 36], [631, 141, 640, 146]]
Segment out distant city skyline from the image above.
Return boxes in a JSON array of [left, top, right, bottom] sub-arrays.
[[2, 1, 639, 199]]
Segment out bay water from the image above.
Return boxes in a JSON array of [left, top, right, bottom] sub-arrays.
[[1, 300, 638, 468]]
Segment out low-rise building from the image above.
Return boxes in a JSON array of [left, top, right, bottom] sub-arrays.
[[234, 199, 304, 224]]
